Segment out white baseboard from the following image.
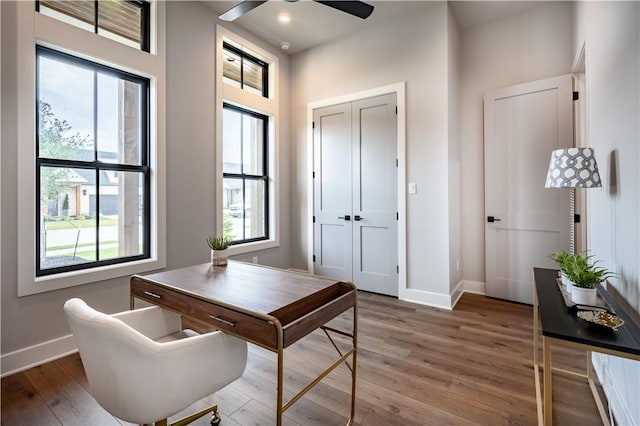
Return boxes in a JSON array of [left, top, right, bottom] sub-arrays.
[[1, 334, 77, 378], [400, 288, 455, 310], [399, 280, 486, 310], [462, 280, 485, 295], [450, 281, 464, 308]]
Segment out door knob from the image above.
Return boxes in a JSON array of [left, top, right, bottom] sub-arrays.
[[487, 216, 502, 223], [354, 215, 364, 221], [338, 215, 351, 221]]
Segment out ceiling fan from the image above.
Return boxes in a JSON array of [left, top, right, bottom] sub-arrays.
[[219, 1, 375, 22]]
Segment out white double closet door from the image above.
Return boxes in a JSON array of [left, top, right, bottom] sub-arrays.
[[313, 93, 398, 296]]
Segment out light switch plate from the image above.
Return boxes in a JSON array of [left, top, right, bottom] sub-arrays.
[[408, 182, 417, 194]]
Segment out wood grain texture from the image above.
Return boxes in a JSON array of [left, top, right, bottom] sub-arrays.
[[132, 261, 356, 349], [2, 292, 605, 426]]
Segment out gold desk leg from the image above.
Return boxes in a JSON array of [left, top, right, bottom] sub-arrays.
[[543, 337, 552, 425], [276, 321, 284, 426], [273, 293, 358, 426], [348, 298, 358, 425]]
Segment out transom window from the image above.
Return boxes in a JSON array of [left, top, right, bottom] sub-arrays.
[[222, 104, 269, 244], [36, 46, 150, 276], [222, 42, 268, 97], [36, 0, 150, 52]]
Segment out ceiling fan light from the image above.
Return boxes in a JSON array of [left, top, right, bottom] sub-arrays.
[[278, 13, 291, 24]]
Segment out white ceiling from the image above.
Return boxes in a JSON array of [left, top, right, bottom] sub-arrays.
[[205, 1, 543, 55]]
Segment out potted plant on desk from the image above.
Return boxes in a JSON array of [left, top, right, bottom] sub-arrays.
[[564, 253, 614, 305], [207, 236, 232, 266]]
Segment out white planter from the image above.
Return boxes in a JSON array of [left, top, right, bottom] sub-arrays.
[[211, 249, 228, 266], [571, 285, 597, 305], [560, 272, 573, 294]]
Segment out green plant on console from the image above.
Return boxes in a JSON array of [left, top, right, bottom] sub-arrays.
[[549, 250, 573, 274], [564, 252, 614, 289]]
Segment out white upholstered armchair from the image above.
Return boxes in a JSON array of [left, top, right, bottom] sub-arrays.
[[64, 298, 247, 426]]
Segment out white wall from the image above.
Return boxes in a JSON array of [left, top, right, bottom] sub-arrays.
[[458, 2, 573, 286], [573, 2, 640, 424], [0, 1, 291, 375], [290, 1, 455, 306], [2, 1, 129, 371], [165, 3, 291, 270], [447, 7, 462, 295]]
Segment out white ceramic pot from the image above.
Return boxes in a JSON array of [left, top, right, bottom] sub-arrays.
[[560, 272, 573, 294], [571, 285, 597, 305], [211, 249, 228, 266]]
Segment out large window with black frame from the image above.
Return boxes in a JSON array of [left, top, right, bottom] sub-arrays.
[[222, 103, 269, 244], [36, 46, 150, 276]]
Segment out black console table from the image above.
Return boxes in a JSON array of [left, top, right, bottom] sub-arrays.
[[533, 267, 640, 426]]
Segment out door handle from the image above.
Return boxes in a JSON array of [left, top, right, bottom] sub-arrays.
[[354, 215, 364, 221], [338, 215, 351, 221], [487, 216, 502, 223]]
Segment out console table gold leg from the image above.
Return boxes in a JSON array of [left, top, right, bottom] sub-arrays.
[[543, 337, 552, 425]]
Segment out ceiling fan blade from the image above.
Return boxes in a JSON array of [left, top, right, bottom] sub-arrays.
[[219, 1, 268, 22], [314, 1, 374, 19]]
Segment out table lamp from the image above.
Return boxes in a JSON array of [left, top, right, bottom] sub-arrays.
[[545, 147, 602, 254]]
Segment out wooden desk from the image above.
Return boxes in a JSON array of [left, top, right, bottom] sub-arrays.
[[533, 267, 640, 426], [130, 261, 358, 426]]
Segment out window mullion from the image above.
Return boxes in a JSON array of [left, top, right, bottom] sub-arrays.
[[95, 167, 101, 261], [93, 0, 99, 35], [240, 55, 244, 91], [93, 70, 98, 161]]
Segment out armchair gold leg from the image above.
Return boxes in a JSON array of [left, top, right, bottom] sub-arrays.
[[155, 404, 219, 426]]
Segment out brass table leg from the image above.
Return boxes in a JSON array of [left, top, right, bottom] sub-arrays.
[[276, 321, 284, 426], [349, 298, 358, 425], [543, 336, 552, 425]]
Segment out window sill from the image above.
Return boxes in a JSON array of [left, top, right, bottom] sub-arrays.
[[18, 257, 166, 297], [226, 238, 279, 257]]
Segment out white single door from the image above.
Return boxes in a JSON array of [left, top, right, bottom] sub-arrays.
[[313, 94, 398, 296], [484, 75, 573, 304]]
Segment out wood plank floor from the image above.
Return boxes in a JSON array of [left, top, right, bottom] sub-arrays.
[[2, 292, 605, 426]]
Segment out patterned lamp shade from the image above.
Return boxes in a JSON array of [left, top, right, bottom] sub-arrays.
[[545, 147, 602, 188]]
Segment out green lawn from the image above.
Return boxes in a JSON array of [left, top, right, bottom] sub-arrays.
[[47, 240, 117, 251], [74, 247, 119, 260], [45, 218, 118, 231]]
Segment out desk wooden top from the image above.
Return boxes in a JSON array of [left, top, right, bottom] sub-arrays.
[[133, 261, 355, 327], [534, 267, 640, 357]]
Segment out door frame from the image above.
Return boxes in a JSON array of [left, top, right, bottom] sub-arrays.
[[572, 42, 589, 253], [306, 82, 406, 295]]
